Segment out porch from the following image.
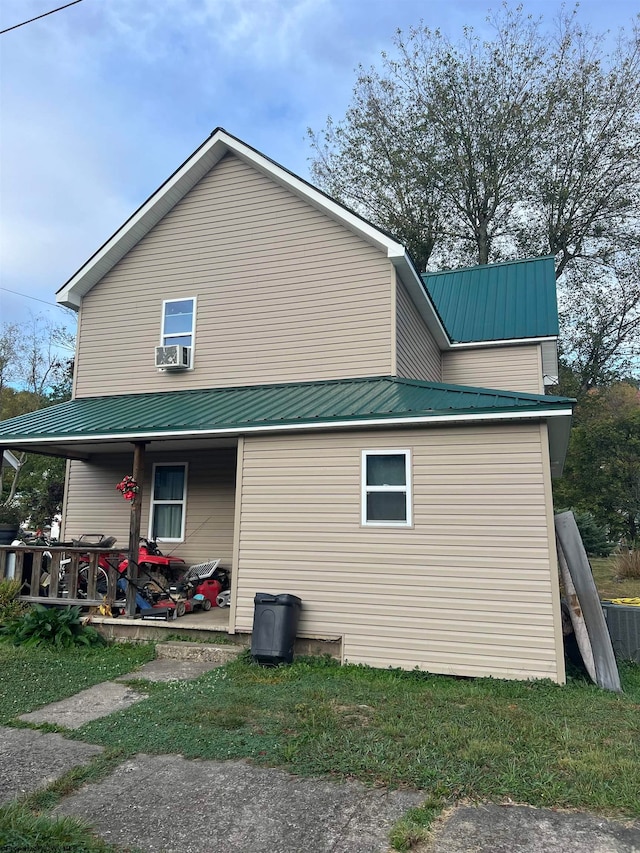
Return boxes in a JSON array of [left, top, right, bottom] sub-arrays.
[[0, 542, 342, 658], [0, 542, 232, 629]]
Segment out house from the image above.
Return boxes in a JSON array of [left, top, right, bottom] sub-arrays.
[[0, 129, 573, 682]]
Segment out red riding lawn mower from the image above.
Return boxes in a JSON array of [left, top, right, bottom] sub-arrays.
[[77, 536, 230, 619]]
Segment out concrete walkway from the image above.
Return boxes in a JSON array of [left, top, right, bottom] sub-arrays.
[[53, 753, 422, 852], [2, 644, 639, 852], [424, 803, 640, 853]]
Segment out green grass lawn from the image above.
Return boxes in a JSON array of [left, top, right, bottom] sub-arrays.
[[2, 644, 639, 847], [0, 643, 154, 853], [590, 556, 640, 600], [76, 655, 640, 815], [1, 549, 637, 851]]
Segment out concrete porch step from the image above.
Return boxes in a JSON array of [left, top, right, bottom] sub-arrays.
[[155, 640, 246, 664]]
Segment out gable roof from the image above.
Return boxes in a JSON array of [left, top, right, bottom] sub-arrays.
[[56, 128, 450, 349], [0, 376, 573, 474], [423, 256, 559, 343]]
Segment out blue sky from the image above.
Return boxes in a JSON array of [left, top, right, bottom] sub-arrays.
[[0, 0, 637, 333]]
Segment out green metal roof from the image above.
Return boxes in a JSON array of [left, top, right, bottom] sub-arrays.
[[0, 376, 572, 447], [422, 256, 559, 343]]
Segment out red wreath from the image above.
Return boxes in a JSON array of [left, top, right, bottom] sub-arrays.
[[116, 475, 139, 501]]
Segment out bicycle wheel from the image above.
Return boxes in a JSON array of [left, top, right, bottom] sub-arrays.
[[78, 563, 109, 598]]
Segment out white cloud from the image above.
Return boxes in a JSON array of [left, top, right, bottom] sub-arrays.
[[1, 0, 637, 327]]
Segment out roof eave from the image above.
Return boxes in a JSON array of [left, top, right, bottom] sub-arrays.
[[0, 406, 573, 448], [449, 335, 558, 348]]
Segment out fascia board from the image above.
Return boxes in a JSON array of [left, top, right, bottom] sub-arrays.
[[449, 336, 557, 349], [0, 407, 573, 447]]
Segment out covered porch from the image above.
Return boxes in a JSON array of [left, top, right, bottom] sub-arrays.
[[0, 400, 242, 628], [0, 538, 234, 637]]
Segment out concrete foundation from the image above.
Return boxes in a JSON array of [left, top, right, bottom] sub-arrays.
[[93, 615, 342, 660]]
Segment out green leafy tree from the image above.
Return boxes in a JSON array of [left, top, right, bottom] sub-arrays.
[[0, 316, 75, 519], [309, 4, 640, 385], [554, 383, 640, 541]]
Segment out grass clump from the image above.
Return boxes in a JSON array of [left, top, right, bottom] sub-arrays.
[[0, 802, 120, 852], [0, 605, 105, 649], [590, 556, 640, 599], [0, 579, 28, 623], [615, 548, 640, 581]]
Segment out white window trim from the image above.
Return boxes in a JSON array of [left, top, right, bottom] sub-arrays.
[[361, 449, 412, 527], [160, 297, 197, 369], [149, 462, 188, 543]]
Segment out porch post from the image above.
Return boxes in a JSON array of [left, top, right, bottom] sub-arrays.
[[125, 442, 147, 618]]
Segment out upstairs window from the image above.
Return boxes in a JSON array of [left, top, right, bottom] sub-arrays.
[[161, 298, 195, 363], [150, 463, 187, 542], [362, 450, 412, 527]]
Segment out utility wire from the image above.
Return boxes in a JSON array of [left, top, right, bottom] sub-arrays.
[[0, 286, 63, 309], [0, 0, 84, 35]]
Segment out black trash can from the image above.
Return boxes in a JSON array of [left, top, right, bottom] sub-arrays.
[[251, 592, 302, 665]]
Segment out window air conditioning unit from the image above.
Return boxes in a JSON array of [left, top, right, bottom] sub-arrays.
[[155, 345, 190, 370]]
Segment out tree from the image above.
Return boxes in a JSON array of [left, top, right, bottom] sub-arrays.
[[309, 4, 640, 382], [553, 383, 640, 541], [558, 254, 640, 395], [14, 455, 67, 530], [0, 315, 75, 522]]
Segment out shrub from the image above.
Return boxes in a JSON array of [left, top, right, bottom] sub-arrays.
[[0, 580, 27, 623], [615, 547, 640, 580], [0, 501, 22, 527], [570, 510, 613, 557], [0, 604, 105, 649]]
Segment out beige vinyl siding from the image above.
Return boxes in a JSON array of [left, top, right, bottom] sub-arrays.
[[234, 424, 562, 682], [395, 277, 441, 381], [62, 448, 237, 567], [74, 154, 394, 397], [442, 344, 543, 393]]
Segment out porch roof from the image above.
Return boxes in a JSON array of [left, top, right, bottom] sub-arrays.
[[0, 376, 573, 473]]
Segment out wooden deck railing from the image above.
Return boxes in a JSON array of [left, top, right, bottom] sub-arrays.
[[0, 545, 125, 607]]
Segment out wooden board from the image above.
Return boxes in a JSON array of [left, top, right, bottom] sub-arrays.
[[557, 537, 596, 681], [555, 511, 621, 692]]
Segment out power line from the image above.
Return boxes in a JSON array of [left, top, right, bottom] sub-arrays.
[[0, 0, 84, 36], [0, 286, 64, 309]]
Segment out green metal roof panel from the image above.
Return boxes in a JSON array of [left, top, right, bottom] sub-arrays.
[[0, 376, 573, 444], [422, 256, 559, 343]]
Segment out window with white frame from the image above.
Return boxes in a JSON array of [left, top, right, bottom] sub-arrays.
[[150, 463, 187, 541], [161, 298, 195, 364], [362, 450, 412, 526]]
